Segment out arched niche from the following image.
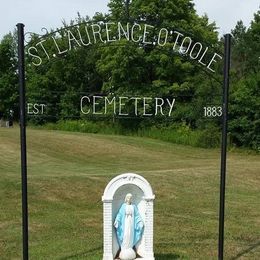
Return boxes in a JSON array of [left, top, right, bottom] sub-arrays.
[[102, 173, 155, 260]]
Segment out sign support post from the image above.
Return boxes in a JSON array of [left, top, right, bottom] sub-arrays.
[[218, 33, 231, 260], [17, 23, 29, 260]]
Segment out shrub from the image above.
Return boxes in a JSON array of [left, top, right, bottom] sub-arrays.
[[39, 120, 222, 149]]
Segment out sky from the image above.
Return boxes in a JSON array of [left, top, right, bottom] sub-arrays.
[[0, 0, 259, 39]]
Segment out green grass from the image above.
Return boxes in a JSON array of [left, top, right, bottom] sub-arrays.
[[0, 126, 259, 259]]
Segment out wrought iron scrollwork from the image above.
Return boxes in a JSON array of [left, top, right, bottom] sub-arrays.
[[24, 27, 49, 45]]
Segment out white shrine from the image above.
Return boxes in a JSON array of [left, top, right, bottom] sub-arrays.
[[102, 173, 155, 260]]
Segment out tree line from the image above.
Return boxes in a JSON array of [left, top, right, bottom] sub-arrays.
[[0, 0, 259, 150]]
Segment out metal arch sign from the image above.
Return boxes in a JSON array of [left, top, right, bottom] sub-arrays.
[[17, 17, 231, 260], [26, 21, 222, 73]]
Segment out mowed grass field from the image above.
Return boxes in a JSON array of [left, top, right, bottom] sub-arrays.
[[0, 126, 259, 260]]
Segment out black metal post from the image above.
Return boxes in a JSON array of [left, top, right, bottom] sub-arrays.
[[218, 33, 231, 260], [17, 23, 29, 260]]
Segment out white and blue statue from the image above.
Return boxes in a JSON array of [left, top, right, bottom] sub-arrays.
[[114, 193, 144, 260]]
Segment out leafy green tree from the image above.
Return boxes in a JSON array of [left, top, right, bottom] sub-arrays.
[[229, 72, 260, 150], [98, 0, 220, 128], [229, 8, 260, 150], [231, 20, 247, 78], [231, 9, 260, 75], [246, 9, 260, 73], [0, 33, 18, 120], [26, 16, 103, 123]]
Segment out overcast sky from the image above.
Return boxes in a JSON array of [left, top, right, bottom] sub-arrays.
[[0, 0, 259, 39]]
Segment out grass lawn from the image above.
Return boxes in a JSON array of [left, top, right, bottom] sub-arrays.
[[0, 126, 259, 259]]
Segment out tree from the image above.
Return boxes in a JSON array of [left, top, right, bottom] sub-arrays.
[[231, 20, 247, 78], [25, 16, 103, 123], [229, 72, 260, 150], [246, 9, 260, 73], [231, 9, 260, 75], [229, 8, 260, 150], [0, 33, 18, 120], [98, 0, 220, 128]]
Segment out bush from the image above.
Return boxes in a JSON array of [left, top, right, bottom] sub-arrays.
[[39, 120, 222, 149], [138, 124, 221, 148]]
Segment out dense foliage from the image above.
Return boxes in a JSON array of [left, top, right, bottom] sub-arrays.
[[0, 33, 18, 119], [229, 10, 260, 150], [0, 1, 259, 150]]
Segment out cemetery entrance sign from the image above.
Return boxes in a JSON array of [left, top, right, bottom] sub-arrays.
[[17, 18, 231, 260], [80, 95, 176, 117], [27, 21, 222, 73]]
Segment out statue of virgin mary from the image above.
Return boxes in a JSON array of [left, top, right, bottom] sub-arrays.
[[114, 193, 144, 260]]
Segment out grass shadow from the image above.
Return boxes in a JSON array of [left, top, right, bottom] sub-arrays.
[[61, 251, 181, 260], [155, 253, 182, 259], [59, 246, 102, 259], [230, 241, 260, 260]]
